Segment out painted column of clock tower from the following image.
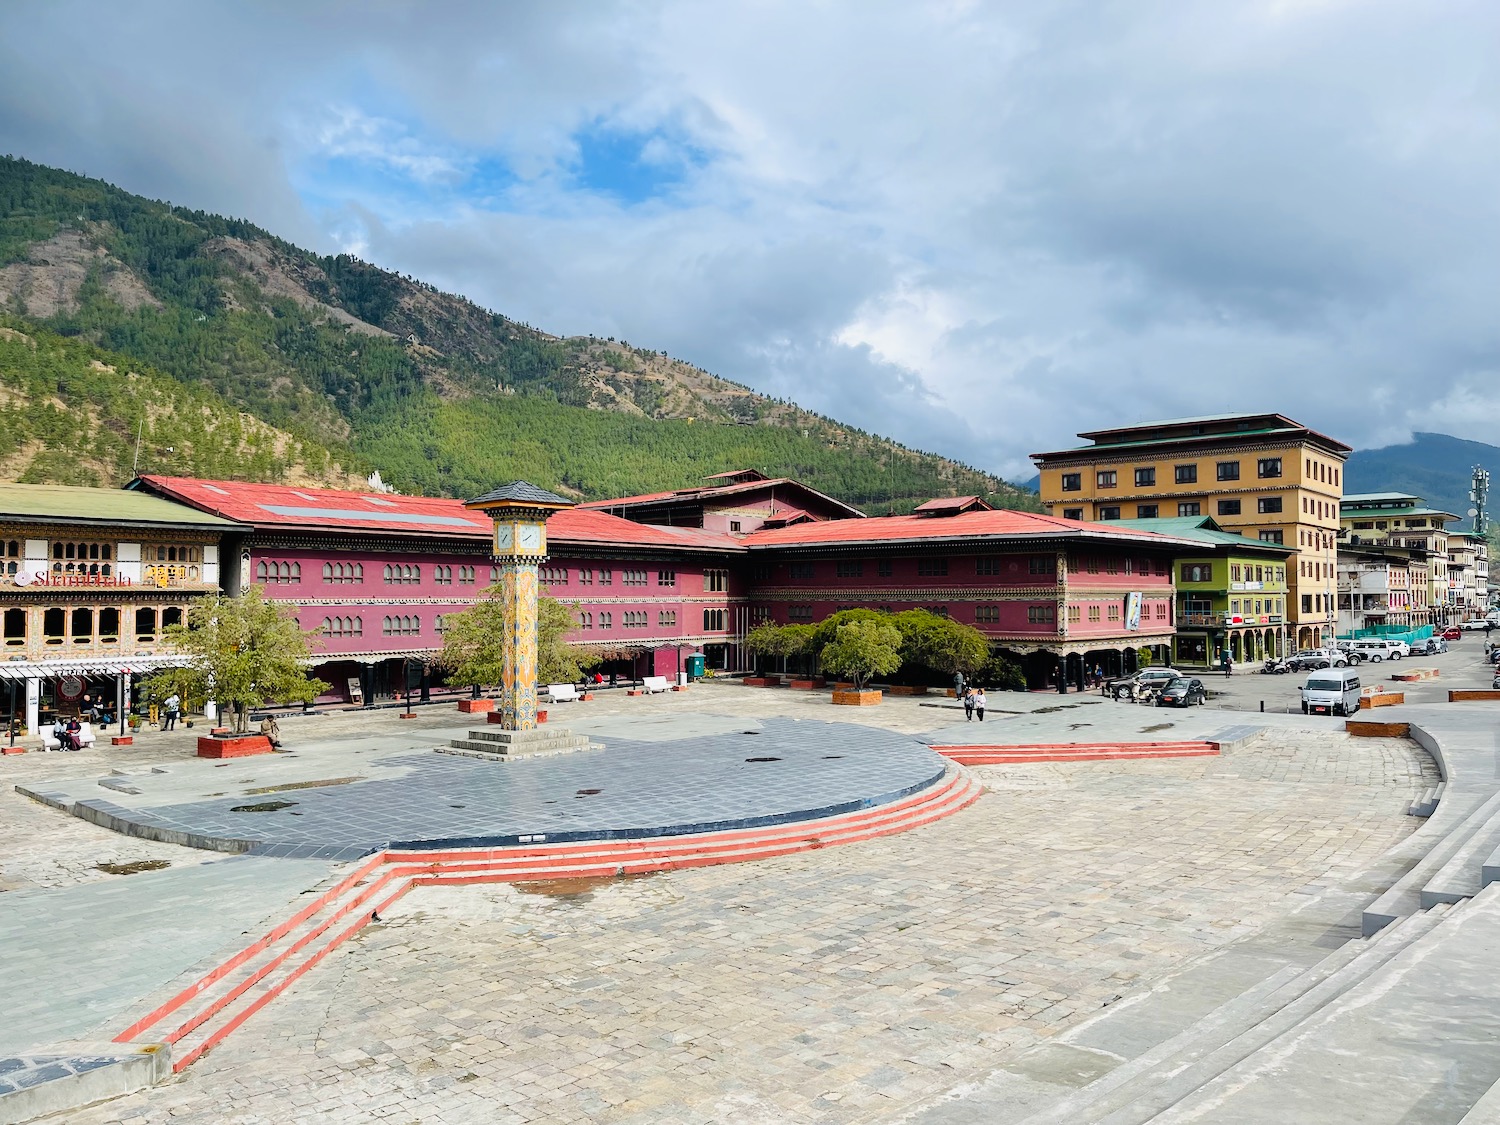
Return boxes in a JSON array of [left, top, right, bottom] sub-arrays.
[[464, 482, 576, 734]]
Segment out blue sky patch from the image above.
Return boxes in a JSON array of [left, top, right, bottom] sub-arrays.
[[571, 123, 708, 205]]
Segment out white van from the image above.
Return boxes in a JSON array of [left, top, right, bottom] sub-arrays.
[[1347, 639, 1404, 663], [1301, 667, 1362, 716]]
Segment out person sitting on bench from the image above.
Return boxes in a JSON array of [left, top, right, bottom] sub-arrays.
[[259, 715, 282, 749]]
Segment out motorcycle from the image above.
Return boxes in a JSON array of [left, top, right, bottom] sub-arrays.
[[1261, 657, 1293, 675]]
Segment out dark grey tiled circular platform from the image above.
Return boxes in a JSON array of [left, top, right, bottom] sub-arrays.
[[26, 718, 948, 860]]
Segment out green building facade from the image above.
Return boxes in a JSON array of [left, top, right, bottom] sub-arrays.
[[1114, 517, 1294, 668]]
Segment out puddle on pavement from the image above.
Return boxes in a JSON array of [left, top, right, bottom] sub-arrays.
[[96, 860, 171, 875], [229, 800, 298, 813], [1140, 723, 1176, 733], [746, 756, 783, 763], [512, 871, 658, 903]]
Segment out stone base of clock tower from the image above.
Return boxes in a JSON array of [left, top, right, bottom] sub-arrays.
[[444, 724, 598, 761]]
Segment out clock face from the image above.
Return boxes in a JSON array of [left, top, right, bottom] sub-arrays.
[[518, 524, 543, 551], [493, 524, 514, 553]]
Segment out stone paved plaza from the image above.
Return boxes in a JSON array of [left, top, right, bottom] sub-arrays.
[[1, 680, 1441, 1125]]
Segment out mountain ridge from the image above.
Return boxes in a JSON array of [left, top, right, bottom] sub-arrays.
[[0, 155, 1038, 511]]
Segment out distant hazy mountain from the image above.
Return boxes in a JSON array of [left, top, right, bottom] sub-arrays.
[[1020, 431, 1495, 529], [1345, 432, 1496, 526]]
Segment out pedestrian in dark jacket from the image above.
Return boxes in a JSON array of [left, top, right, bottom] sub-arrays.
[[963, 688, 975, 721]]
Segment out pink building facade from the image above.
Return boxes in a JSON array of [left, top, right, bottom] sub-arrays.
[[130, 475, 1196, 701]]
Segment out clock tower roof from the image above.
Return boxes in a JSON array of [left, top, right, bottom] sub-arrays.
[[465, 481, 575, 511]]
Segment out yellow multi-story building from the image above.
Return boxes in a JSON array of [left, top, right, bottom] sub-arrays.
[[1032, 413, 1351, 651]]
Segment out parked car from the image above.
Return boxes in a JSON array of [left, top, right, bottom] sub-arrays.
[[1460, 619, 1489, 631], [1105, 667, 1183, 700], [1286, 648, 1350, 671], [1441, 626, 1464, 640], [1413, 637, 1449, 655], [1347, 639, 1404, 662], [1493, 670, 1500, 689], [1156, 676, 1207, 707]]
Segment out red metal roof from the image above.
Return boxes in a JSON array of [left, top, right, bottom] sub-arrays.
[[580, 477, 865, 518], [741, 508, 1193, 548], [130, 477, 742, 551], [912, 496, 993, 514]]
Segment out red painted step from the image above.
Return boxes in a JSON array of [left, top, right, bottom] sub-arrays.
[[930, 741, 1219, 766], [117, 766, 981, 1072]]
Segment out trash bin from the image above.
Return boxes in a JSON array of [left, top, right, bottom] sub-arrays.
[[686, 654, 706, 680]]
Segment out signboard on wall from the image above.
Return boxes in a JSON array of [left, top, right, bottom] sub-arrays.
[[347, 677, 363, 705], [1125, 592, 1143, 631]]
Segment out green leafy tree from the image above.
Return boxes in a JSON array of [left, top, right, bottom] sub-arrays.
[[744, 621, 813, 672], [892, 610, 990, 679], [141, 587, 327, 734], [979, 652, 1028, 692], [819, 619, 903, 690], [439, 590, 600, 690]]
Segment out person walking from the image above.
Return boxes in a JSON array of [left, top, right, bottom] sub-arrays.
[[162, 692, 181, 731], [963, 687, 975, 721], [953, 671, 966, 699], [974, 688, 987, 722], [1222, 651, 1233, 677]]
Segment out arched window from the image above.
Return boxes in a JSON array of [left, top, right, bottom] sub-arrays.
[[256, 561, 268, 581], [101, 563, 111, 576], [323, 563, 333, 581], [354, 563, 363, 581], [135, 607, 157, 639], [384, 565, 393, 582], [322, 617, 333, 633], [291, 562, 301, 581], [162, 607, 183, 629]]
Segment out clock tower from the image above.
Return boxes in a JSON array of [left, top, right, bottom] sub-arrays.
[[464, 481, 575, 733]]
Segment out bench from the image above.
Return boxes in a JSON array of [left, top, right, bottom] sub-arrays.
[[546, 684, 581, 703], [41, 721, 97, 751], [642, 676, 671, 694]]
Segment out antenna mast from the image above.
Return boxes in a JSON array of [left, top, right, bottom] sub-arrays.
[[1470, 465, 1489, 536]]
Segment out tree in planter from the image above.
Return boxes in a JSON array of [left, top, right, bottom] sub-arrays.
[[142, 588, 327, 735], [439, 590, 600, 691], [819, 619, 903, 690], [745, 621, 813, 675]]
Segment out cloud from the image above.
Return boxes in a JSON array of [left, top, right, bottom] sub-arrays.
[[0, 0, 1496, 482]]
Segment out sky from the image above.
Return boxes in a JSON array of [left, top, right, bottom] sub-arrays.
[[0, 0, 1496, 482]]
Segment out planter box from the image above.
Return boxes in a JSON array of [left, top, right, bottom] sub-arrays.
[[1345, 719, 1410, 738], [110, 735, 135, 745], [1449, 690, 1500, 702], [832, 689, 882, 706], [672, 685, 689, 692], [537, 710, 549, 724], [399, 712, 418, 719], [1, 745, 24, 755], [1391, 667, 1439, 683], [197, 734, 274, 759], [787, 679, 819, 690], [743, 677, 782, 688], [580, 693, 594, 701], [883, 685, 928, 696], [627, 689, 644, 697], [1360, 692, 1405, 708], [457, 699, 495, 714]]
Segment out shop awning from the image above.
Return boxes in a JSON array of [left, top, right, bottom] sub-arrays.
[[0, 654, 191, 681]]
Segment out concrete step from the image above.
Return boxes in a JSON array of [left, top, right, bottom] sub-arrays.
[[1460, 1073, 1500, 1124], [1421, 787, 1500, 907], [1142, 888, 1500, 1124], [1016, 905, 1455, 1125], [1364, 788, 1500, 936]]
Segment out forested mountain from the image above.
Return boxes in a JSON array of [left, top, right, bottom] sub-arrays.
[[1344, 432, 1495, 528], [0, 156, 1037, 510]]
